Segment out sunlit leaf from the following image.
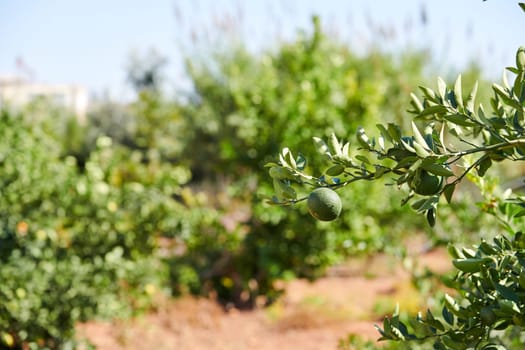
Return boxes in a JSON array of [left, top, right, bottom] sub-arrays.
[[454, 75, 463, 109]]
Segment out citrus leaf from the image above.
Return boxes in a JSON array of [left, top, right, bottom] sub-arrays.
[[422, 163, 454, 177], [443, 113, 477, 127], [412, 122, 432, 152], [387, 123, 402, 141], [269, 166, 295, 180], [313, 137, 330, 156], [325, 164, 345, 176], [454, 74, 463, 108], [413, 141, 431, 157], [410, 92, 424, 113], [376, 123, 393, 143], [444, 293, 461, 315], [452, 258, 486, 273], [437, 77, 447, 99], [355, 154, 370, 164], [477, 156, 492, 177], [356, 127, 372, 150], [443, 183, 455, 203], [330, 133, 342, 156], [466, 80, 478, 113], [426, 207, 436, 227], [418, 105, 448, 118], [419, 85, 437, 100], [296, 153, 307, 170]]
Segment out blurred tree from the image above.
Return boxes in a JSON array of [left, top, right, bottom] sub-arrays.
[[126, 48, 168, 93]]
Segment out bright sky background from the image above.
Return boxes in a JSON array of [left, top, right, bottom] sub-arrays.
[[0, 0, 523, 101]]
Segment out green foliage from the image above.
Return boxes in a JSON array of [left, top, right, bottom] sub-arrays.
[[177, 17, 440, 304], [266, 4, 525, 344], [0, 110, 182, 348], [0, 9, 504, 349], [377, 233, 525, 349]]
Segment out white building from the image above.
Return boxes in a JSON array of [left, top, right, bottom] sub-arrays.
[[0, 76, 89, 123]]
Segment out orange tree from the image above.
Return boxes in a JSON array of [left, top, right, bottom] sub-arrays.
[[266, 4, 525, 349], [174, 16, 443, 306]]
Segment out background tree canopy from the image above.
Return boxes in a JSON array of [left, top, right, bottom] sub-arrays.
[[0, 10, 515, 350]]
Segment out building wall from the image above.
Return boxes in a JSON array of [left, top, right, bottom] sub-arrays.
[[0, 76, 89, 123]]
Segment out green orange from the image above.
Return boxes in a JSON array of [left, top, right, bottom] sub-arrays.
[[411, 170, 444, 196], [307, 188, 342, 221]]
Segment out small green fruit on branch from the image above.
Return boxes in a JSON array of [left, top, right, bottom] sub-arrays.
[[307, 187, 342, 221]]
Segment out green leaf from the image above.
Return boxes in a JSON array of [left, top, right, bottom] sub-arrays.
[[419, 85, 437, 100], [355, 154, 371, 164], [313, 137, 330, 156], [342, 142, 350, 159], [283, 148, 296, 169], [374, 165, 390, 179], [496, 284, 520, 304], [437, 77, 447, 99], [502, 69, 511, 89], [374, 324, 388, 340], [452, 258, 486, 273], [411, 198, 429, 212], [465, 81, 478, 113], [422, 163, 454, 177], [493, 83, 521, 109], [444, 293, 461, 315], [498, 299, 521, 314], [330, 133, 342, 156], [387, 123, 402, 141], [269, 166, 295, 180], [479, 241, 498, 255], [477, 156, 492, 177], [356, 127, 372, 150], [410, 92, 424, 113], [424, 309, 445, 332], [400, 138, 417, 154], [447, 244, 464, 259], [439, 123, 447, 151], [454, 75, 463, 108], [325, 164, 345, 176], [412, 122, 432, 152], [383, 316, 393, 338], [279, 148, 296, 169], [443, 113, 477, 127], [520, 2, 525, 13], [417, 105, 448, 118], [411, 196, 439, 214], [413, 141, 431, 157], [408, 317, 433, 337], [296, 153, 307, 170], [515, 209, 525, 218], [442, 335, 460, 349], [377, 134, 385, 151], [443, 183, 455, 203], [273, 179, 296, 201], [426, 207, 436, 227]]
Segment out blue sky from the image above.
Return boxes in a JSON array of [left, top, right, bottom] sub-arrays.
[[0, 0, 523, 100]]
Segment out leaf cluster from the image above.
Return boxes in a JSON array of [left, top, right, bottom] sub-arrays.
[[377, 233, 525, 349]]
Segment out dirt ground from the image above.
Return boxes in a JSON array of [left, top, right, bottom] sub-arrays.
[[77, 246, 451, 350]]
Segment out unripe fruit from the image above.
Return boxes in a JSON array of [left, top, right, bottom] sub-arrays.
[[410, 170, 444, 196], [307, 187, 342, 221]]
